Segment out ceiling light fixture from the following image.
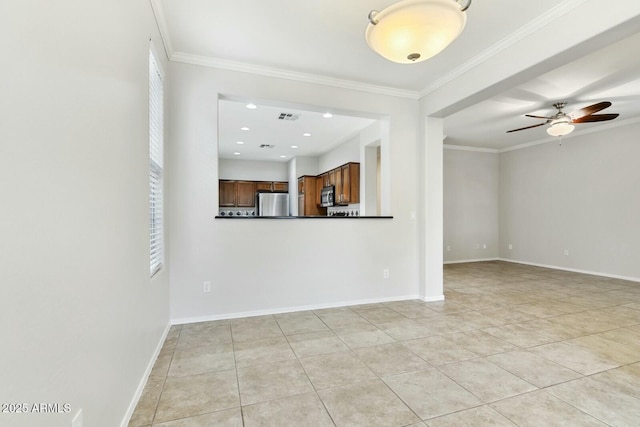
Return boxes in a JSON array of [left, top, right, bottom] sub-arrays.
[[233, 152, 241, 155], [246, 103, 257, 109], [323, 113, 333, 118], [547, 118, 575, 137], [291, 145, 298, 149], [303, 133, 311, 137], [240, 127, 250, 131], [280, 155, 287, 158], [236, 141, 244, 145], [365, 0, 471, 64]]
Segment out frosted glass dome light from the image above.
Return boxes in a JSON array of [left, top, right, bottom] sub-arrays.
[[365, 0, 471, 64], [547, 119, 575, 137]]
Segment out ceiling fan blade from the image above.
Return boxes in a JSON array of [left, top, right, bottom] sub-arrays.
[[572, 113, 619, 123], [570, 101, 611, 118], [525, 114, 553, 119], [506, 122, 547, 133]]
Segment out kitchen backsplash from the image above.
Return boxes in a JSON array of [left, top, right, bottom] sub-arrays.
[[327, 204, 360, 217], [218, 208, 256, 217], [219, 204, 361, 217]]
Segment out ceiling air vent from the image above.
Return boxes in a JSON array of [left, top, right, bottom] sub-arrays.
[[259, 144, 275, 149], [278, 113, 299, 121]]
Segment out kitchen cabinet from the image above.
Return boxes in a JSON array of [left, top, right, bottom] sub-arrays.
[[273, 181, 288, 191], [335, 162, 360, 205], [219, 180, 237, 207], [320, 173, 329, 188], [236, 181, 256, 207], [219, 180, 288, 208], [315, 176, 324, 206], [255, 182, 272, 191], [219, 180, 256, 207], [334, 167, 342, 202], [297, 176, 325, 216], [256, 181, 288, 192], [328, 169, 336, 187]]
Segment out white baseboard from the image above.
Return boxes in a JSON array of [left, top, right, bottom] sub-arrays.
[[171, 294, 422, 325], [120, 321, 172, 427], [421, 295, 445, 302], [444, 258, 499, 265], [498, 258, 640, 283]]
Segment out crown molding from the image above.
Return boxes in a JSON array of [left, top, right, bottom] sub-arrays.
[[443, 144, 499, 153], [150, 0, 418, 99], [419, 0, 590, 97], [150, 0, 174, 60], [170, 52, 420, 100]]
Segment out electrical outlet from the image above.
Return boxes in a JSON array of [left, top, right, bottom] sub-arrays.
[[383, 269, 389, 279], [508, 244, 513, 250], [483, 243, 487, 249], [564, 249, 569, 256], [72, 409, 83, 427], [446, 245, 451, 252], [203, 281, 211, 293]]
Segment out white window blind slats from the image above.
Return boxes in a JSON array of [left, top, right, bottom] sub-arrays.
[[149, 50, 164, 277]]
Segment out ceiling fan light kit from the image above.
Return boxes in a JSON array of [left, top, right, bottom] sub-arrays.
[[365, 0, 471, 64], [507, 101, 618, 137], [547, 118, 575, 137]]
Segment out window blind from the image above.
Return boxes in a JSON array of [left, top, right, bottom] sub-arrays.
[[149, 50, 164, 277]]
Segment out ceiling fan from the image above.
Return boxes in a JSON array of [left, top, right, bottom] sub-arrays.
[[507, 101, 619, 136]]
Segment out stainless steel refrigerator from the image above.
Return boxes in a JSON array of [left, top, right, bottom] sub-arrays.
[[256, 192, 289, 216]]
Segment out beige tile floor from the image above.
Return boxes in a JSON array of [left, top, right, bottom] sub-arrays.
[[130, 261, 640, 426]]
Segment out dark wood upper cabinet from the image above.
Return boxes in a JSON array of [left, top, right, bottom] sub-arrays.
[[335, 162, 360, 205], [320, 173, 329, 188], [315, 176, 324, 206], [220, 180, 289, 209], [236, 181, 256, 207], [219, 180, 237, 207], [255, 181, 288, 192], [334, 167, 342, 202], [328, 169, 336, 187], [272, 181, 288, 192], [255, 182, 272, 191]]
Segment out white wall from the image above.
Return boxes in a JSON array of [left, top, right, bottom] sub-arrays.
[[499, 122, 640, 279], [318, 136, 360, 172], [359, 121, 384, 216], [219, 158, 288, 181], [294, 156, 319, 177], [444, 149, 500, 262], [168, 62, 422, 322], [0, 1, 170, 426]]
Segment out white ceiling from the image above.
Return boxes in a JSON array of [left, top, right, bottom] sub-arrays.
[[218, 98, 375, 161], [153, 0, 640, 150]]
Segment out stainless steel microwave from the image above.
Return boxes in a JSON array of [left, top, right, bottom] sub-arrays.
[[320, 186, 335, 207]]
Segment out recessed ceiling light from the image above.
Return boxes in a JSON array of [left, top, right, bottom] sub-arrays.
[[241, 127, 250, 131], [291, 145, 298, 149], [280, 155, 287, 158], [303, 133, 311, 137], [236, 141, 244, 145], [246, 103, 257, 109], [323, 113, 333, 118], [233, 152, 241, 155]]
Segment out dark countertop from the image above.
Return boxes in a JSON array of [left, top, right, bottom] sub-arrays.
[[215, 215, 393, 219]]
